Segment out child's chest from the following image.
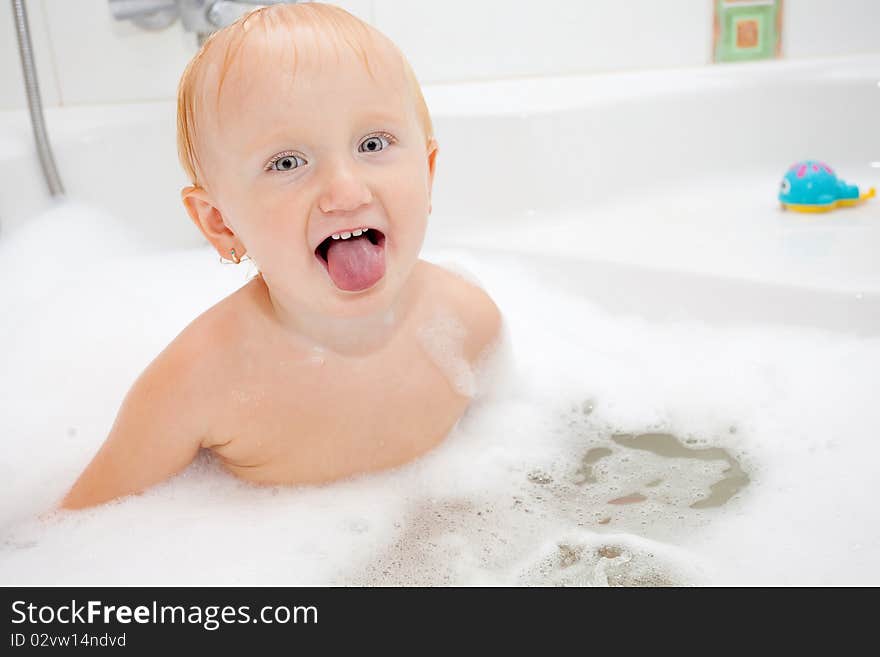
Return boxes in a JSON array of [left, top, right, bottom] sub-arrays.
[[205, 330, 471, 486]]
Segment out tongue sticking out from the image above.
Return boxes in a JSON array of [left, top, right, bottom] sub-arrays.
[[324, 234, 385, 292]]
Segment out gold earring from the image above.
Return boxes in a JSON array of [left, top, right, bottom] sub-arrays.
[[220, 247, 242, 265]]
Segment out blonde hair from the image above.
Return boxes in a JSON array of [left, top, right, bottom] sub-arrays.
[[176, 2, 434, 187]]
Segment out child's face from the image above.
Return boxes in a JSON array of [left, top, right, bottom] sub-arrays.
[[194, 31, 437, 319]]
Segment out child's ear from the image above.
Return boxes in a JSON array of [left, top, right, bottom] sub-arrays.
[[181, 185, 235, 246], [426, 138, 439, 213]]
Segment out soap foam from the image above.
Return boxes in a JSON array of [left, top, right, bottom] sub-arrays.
[[1, 200, 879, 586], [416, 257, 519, 402], [417, 311, 476, 398]]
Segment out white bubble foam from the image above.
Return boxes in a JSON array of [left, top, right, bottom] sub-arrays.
[[2, 200, 879, 585], [417, 311, 476, 398]]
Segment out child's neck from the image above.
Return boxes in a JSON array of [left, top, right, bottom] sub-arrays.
[[257, 272, 419, 356]]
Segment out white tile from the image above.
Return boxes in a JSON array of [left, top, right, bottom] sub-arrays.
[[9, 0, 880, 113], [40, 0, 376, 107], [0, 0, 60, 110], [784, 0, 880, 59], [42, 0, 195, 105], [374, 0, 713, 83]]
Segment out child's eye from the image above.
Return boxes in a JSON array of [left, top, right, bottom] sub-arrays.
[[358, 132, 395, 153], [266, 152, 306, 172]]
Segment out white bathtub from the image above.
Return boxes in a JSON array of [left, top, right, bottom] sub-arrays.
[[3, 54, 880, 319], [1, 55, 879, 586]]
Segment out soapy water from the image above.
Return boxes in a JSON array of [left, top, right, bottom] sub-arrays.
[[1, 200, 879, 585]]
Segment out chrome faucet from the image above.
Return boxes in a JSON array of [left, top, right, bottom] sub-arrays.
[[109, 0, 300, 42]]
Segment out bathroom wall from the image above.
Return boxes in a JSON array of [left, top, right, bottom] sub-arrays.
[[2, 0, 880, 111]]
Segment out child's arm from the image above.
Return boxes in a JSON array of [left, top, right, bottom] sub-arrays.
[[59, 336, 210, 511]]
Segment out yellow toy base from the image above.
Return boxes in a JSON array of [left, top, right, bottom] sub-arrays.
[[782, 187, 876, 213]]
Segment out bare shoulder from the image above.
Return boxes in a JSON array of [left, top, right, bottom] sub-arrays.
[[57, 284, 256, 509], [172, 282, 252, 357], [421, 260, 503, 362], [59, 277, 296, 509], [148, 281, 257, 422]]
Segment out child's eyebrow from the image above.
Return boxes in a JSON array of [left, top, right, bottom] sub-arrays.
[[355, 109, 408, 126]]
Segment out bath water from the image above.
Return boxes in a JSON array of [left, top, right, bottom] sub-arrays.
[[1, 200, 878, 585]]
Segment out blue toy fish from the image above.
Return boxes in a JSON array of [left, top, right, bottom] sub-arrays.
[[779, 160, 875, 213]]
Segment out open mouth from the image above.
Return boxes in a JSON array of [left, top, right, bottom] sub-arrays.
[[315, 228, 386, 292]]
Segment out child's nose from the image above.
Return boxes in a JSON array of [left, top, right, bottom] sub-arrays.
[[317, 160, 372, 214]]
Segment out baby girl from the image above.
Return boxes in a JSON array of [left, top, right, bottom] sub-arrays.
[[60, 2, 502, 509]]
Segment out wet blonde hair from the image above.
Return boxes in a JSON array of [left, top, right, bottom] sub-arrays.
[[176, 2, 434, 188]]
